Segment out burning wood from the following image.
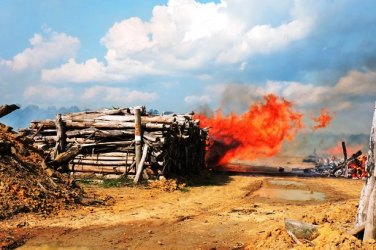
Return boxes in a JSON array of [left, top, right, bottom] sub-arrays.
[[311, 142, 368, 178], [26, 107, 208, 180]]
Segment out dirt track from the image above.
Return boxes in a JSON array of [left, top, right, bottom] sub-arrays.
[[1, 174, 373, 249]]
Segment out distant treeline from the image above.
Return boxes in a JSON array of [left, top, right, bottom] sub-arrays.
[[0, 105, 81, 129]]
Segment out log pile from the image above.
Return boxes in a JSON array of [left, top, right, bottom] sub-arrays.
[[27, 107, 208, 180]]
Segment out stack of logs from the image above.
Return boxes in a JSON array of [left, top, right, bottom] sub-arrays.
[[27, 107, 208, 180]]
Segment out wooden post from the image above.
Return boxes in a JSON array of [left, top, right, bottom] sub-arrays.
[[342, 141, 349, 177], [134, 144, 149, 183], [342, 141, 347, 161], [356, 102, 376, 241], [134, 108, 142, 173], [53, 114, 66, 159]]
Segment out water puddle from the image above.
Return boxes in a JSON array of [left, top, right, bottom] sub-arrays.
[[254, 188, 326, 201], [268, 180, 304, 186]]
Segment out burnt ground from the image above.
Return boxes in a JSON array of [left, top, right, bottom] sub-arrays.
[[2, 174, 376, 249]]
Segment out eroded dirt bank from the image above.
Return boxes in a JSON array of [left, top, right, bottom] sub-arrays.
[[1, 175, 374, 249]]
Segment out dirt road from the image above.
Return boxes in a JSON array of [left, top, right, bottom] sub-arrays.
[[1, 174, 371, 249]]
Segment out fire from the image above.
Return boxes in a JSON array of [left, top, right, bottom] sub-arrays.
[[196, 95, 304, 165], [348, 155, 368, 179], [326, 143, 364, 156], [312, 108, 333, 130]]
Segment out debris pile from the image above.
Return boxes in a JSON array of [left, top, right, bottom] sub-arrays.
[[0, 123, 84, 220], [26, 107, 208, 179], [304, 142, 368, 178]]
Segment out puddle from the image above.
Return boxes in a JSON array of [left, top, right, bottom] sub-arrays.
[[254, 188, 326, 201], [268, 180, 304, 186]]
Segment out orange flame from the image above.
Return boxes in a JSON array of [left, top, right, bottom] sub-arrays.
[[312, 108, 333, 130], [326, 143, 364, 156], [196, 95, 304, 165]]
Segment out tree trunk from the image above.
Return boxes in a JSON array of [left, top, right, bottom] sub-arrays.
[[356, 102, 376, 240]]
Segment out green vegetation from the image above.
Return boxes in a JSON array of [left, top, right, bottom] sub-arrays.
[[100, 176, 134, 188], [76, 175, 135, 188]]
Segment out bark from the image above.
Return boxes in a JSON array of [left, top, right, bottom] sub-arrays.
[[134, 144, 149, 184], [71, 159, 136, 166], [69, 164, 133, 174], [0, 104, 19, 118], [356, 102, 376, 241]]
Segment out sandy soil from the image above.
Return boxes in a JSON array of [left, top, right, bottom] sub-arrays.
[[1, 173, 375, 249]]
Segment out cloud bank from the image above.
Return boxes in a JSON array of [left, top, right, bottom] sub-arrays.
[[0, 0, 375, 134]]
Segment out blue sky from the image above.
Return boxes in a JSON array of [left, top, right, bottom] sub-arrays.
[[0, 0, 375, 134]]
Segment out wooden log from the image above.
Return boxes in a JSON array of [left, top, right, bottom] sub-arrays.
[[143, 132, 160, 142], [63, 109, 127, 118], [71, 159, 136, 166], [28, 106, 208, 178], [32, 120, 170, 130], [50, 145, 81, 166], [342, 141, 348, 161], [135, 108, 142, 169], [94, 115, 176, 124], [74, 156, 135, 161], [348, 223, 366, 237], [364, 184, 376, 240], [356, 103, 376, 229], [134, 144, 149, 184], [82, 146, 135, 154], [76, 152, 135, 157], [69, 164, 133, 174], [80, 141, 134, 147], [71, 172, 135, 179], [66, 128, 134, 138], [0, 104, 19, 118], [53, 114, 66, 160]]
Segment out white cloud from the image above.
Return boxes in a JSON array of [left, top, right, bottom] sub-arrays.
[[334, 70, 376, 95], [42, 0, 314, 83], [264, 81, 331, 106], [42, 58, 108, 83], [217, 18, 313, 63], [82, 86, 158, 105], [23, 85, 75, 104], [1, 31, 79, 71], [184, 94, 212, 105], [199, 69, 376, 111]]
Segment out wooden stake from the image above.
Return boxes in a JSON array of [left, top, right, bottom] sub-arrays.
[[134, 144, 149, 183], [53, 114, 66, 159], [135, 108, 142, 168]]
